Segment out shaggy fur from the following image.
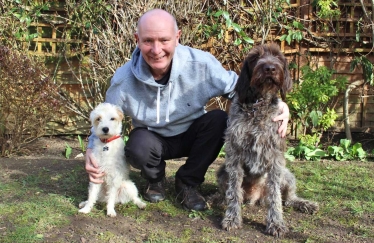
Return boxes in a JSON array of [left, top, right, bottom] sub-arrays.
[[79, 103, 146, 217], [217, 43, 318, 237]]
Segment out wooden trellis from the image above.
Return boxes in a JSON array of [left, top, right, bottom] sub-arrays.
[[24, 22, 86, 57], [22, 0, 374, 133]]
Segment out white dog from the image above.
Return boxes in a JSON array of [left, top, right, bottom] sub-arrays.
[[79, 103, 146, 217]]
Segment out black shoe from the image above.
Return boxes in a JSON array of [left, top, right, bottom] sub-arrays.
[[175, 177, 207, 211], [144, 179, 165, 203]]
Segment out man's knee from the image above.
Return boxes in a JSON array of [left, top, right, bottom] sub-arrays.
[[208, 109, 228, 130], [125, 128, 162, 169], [125, 143, 147, 169]]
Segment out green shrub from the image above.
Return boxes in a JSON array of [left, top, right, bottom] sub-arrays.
[[288, 65, 347, 139]]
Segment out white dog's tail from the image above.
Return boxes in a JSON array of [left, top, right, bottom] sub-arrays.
[[118, 180, 146, 209]]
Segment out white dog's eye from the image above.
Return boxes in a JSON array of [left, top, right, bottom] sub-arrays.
[[96, 117, 101, 122], [111, 118, 115, 121]]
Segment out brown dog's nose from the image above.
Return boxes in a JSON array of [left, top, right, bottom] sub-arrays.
[[264, 64, 276, 73]]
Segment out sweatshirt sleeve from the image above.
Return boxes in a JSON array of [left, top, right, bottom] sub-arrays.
[[86, 127, 96, 149], [205, 53, 238, 99]]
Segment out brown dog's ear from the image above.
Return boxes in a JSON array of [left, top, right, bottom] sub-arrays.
[[235, 58, 253, 104], [280, 60, 293, 101], [235, 47, 261, 103]]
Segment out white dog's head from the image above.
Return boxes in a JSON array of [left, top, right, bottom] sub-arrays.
[[90, 103, 124, 139]]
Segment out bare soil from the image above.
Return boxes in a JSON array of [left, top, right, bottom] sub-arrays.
[[1, 132, 374, 242]]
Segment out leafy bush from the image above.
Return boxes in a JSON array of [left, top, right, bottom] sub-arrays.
[[287, 65, 347, 140], [328, 139, 367, 161], [0, 46, 62, 156], [286, 138, 367, 162], [286, 135, 328, 161]]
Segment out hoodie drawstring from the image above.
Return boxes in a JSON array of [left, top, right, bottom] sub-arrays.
[[156, 82, 172, 124], [156, 86, 161, 124], [165, 81, 172, 122]]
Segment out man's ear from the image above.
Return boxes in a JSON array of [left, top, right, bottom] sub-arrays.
[[134, 33, 139, 43], [176, 30, 181, 46]]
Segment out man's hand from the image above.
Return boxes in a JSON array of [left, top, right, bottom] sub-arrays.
[[85, 148, 105, 184], [273, 101, 290, 138]]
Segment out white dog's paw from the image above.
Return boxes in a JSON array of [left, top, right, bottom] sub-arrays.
[[136, 200, 146, 209], [78, 206, 92, 214], [78, 201, 87, 209], [107, 209, 117, 217]]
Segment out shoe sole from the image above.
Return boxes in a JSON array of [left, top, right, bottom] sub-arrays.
[[144, 195, 165, 203]]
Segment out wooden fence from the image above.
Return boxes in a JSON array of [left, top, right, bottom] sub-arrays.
[[23, 0, 374, 134]]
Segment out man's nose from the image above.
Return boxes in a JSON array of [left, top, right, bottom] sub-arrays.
[[151, 41, 161, 54]]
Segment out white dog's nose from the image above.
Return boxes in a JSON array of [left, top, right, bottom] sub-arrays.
[[102, 127, 109, 133]]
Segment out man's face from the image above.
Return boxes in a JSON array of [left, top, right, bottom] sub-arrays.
[[135, 14, 181, 79]]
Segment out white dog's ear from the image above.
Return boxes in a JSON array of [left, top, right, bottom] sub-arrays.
[[89, 110, 96, 125], [89, 112, 100, 126], [115, 105, 124, 121]]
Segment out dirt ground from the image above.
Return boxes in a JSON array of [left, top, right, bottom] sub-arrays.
[[1, 132, 374, 242]]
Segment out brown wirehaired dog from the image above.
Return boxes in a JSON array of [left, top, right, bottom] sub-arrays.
[[217, 43, 318, 237]]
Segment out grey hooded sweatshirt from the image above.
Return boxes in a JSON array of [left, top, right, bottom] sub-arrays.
[[87, 44, 237, 148]]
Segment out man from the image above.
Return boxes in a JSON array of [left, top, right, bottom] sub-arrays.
[[85, 9, 290, 211]]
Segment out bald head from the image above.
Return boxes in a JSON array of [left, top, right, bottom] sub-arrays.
[[134, 9, 181, 80], [137, 9, 178, 33]]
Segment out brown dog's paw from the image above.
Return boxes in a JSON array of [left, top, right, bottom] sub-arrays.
[[221, 216, 242, 231], [287, 199, 319, 214], [302, 201, 319, 214], [265, 221, 288, 237]]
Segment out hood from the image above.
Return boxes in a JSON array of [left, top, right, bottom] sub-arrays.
[[130, 46, 189, 124], [131, 47, 160, 87], [130, 46, 188, 87]]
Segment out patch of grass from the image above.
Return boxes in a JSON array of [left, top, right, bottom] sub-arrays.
[[97, 230, 117, 241], [289, 161, 374, 240], [1, 158, 374, 242], [0, 185, 76, 243], [144, 229, 180, 243]]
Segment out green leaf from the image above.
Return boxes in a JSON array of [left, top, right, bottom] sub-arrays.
[[214, 10, 223, 17], [123, 136, 129, 145], [232, 23, 241, 32], [77, 135, 86, 152], [293, 21, 304, 30], [309, 110, 320, 127], [226, 18, 232, 28], [25, 33, 38, 41], [286, 34, 292, 45], [233, 39, 242, 46], [285, 148, 295, 161], [279, 34, 287, 41], [242, 36, 254, 44], [295, 31, 303, 41], [340, 139, 351, 152], [222, 11, 230, 20], [65, 143, 72, 159], [306, 149, 327, 160], [13, 13, 21, 19]]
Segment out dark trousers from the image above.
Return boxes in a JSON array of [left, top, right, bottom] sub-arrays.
[[125, 109, 228, 187]]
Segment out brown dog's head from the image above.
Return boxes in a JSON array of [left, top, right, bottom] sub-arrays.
[[235, 43, 292, 104]]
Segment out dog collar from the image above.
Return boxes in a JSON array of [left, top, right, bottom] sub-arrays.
[[100, 135, 121, 143]]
